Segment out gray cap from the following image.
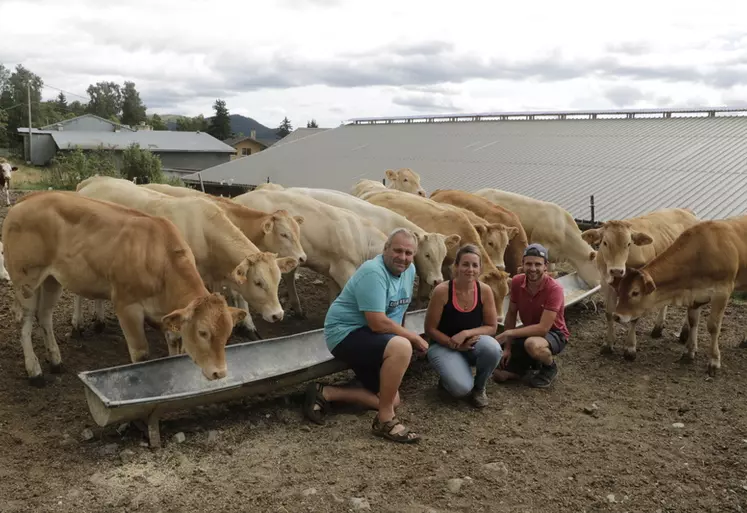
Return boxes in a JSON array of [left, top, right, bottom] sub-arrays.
[[523, 243, 549, 262]]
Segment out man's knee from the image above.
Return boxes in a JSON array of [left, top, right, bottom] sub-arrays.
[[384, 336, 412, 360], [525, 336, 550, 358]]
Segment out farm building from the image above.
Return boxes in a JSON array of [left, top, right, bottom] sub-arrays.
[[182, 106, 747, 224], [17, 114, 236, 178]]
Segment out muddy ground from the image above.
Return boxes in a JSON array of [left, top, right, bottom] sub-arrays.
[[1, 190, 747, 513]]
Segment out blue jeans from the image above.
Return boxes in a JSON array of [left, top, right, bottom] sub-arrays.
[[427, 335, 503, 397]]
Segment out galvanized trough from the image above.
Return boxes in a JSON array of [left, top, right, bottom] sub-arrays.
[[78, 272, 599, 447]]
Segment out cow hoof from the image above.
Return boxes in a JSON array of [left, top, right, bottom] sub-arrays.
[[623, 350, 637, 361], [70, 327, 84, 339], [234, 324, 262, 340], [28, 375, 46, 388], [678, 330, 689, 345], [707, 365, 719, 377], [50, 363, 65, 374], [650, 326, 663, 339], [93, 320, 106, 334], [599, 345, 613, 356], [292, 310, 307, 320], [679, 353, 695, 364], [739, 338, 747, 349]]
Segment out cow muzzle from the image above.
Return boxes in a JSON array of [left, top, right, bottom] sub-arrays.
[[608, 268, 625, 279], [612, 313, 633, 324], [263, 309, 285, 323], [203, 366, 228, 381]]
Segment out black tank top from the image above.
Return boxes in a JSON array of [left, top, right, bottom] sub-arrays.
[[436, 280, 484, 338]]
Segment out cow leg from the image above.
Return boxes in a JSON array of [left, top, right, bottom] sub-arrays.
[[601, 283, 615, 355], [678, 316, 690, 345], [5, 185, 9, 206], [650, 305, 668, 338], [283, 267, 305, 318], [93, 300, 107, 333], [38, 278, 64, 373], [680, 305, 702, 364], [705, 295, 728, 376], [234, 294, 261, 340], [622, 318, 640, 361], [164, 330, 183, 356], [71, 295, 85, 337], [114, 303, 150, 363], [17, 290, 44, 386]]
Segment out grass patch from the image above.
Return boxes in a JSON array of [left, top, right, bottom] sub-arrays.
[[8, 161, 47, 190]]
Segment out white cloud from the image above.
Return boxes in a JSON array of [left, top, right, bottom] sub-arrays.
[[1, 0, 747, 129]]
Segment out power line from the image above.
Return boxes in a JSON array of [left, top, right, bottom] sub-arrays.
[[43, 83, 88, 101]]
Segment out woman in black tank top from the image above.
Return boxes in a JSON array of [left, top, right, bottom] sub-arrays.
[[424, 244, 504, 408]]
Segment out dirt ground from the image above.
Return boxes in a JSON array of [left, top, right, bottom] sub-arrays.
[[1, 190, 747, 513]]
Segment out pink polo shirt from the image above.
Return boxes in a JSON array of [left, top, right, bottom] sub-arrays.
[[510, 274, 570, 340]]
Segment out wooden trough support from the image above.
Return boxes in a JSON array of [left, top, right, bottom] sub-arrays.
[[78, 273, 600, 448]]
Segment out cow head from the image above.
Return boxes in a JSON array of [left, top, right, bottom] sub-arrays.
[[611, 268, 657, 324], [413, 232, 460, 287], [261, 209, 307, 265], [480, 268, 512, 324], [474, 224, 519, 271], [161, 292, 247, 380], [582, 221, 653, 283], [230, 251, 299, 323], [385, 168, 427, 197]]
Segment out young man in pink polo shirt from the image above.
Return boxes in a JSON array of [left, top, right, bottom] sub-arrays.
[[492, 243, 569, 388]]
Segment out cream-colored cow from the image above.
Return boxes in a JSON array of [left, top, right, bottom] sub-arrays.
[[429, 189, 528, 275], [581, 208, 700, 359], [364, 190, 511, 320], [75, 176, 298, 340], [233, 188, 388, 316], [384, 168, 426, 197], [3, 190, 247, 385], [0, 240, 10, 281], [473, 188, 600, 287], [282, 186, 461, 294], [350, 179, 387, 200]]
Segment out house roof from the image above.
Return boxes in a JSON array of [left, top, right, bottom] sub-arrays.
[[273, 127, 329, 147], [30, 130, 236, 153], [40, 113, 137, 132], [225, 135, 270, 149], [182, 106, 747, 222]]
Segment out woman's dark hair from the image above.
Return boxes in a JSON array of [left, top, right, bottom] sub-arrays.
[[454, 243, 481, 267]]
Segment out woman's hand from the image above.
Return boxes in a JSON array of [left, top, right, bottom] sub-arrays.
[[450, 330, 470, 347]]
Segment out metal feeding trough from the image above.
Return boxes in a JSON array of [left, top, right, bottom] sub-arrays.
[[78, 272, 599, 447]]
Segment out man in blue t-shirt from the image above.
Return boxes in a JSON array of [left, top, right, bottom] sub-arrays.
[[303, 228, 428, 444]]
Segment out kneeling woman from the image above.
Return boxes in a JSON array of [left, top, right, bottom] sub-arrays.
[[424, 244, 503, 408]]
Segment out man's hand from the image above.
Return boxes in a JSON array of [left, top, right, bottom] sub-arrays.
[[499, 347, 512, 369], [496, 330, 512, 345]]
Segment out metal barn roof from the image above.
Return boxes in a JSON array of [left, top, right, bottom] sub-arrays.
[[28, 130, 236, 153], [184, 107, 747, 222], [273, 127, 330, 147]]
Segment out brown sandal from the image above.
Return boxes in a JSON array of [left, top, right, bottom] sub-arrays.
[[303, 382, 328, 425], [371, 416, 421, 444]]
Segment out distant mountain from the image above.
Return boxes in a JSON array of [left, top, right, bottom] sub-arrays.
[[160, 114, 281, 143]]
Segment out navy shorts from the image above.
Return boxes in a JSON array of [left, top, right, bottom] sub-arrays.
[[500, 329, 567, 377], [331, 326, 395, 393]]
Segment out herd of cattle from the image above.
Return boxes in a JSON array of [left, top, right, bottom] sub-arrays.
[[0, 167, 744, 387]]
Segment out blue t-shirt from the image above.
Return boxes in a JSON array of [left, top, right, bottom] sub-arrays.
[[324, 254, 416, 351]]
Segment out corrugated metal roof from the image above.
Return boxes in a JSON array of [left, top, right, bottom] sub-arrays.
[[273, 127, 330, 147], [40, 113, 137, 132], [49, 130, 236, 153], [183, 114, 747, 221]]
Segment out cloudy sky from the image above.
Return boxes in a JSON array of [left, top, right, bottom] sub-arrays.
[[2, 0, 747, 129]]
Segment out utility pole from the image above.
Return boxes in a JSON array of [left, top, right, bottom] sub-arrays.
[[27, 81, 33, 164]]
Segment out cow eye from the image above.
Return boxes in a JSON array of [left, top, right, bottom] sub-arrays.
[[255, 280, 262, 287], [198, 330, 208, 338], [603, 241, 607, 247], [632, 291, 640, 297]]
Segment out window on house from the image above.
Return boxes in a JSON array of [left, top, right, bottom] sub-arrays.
[[242, 147, 252, 156]]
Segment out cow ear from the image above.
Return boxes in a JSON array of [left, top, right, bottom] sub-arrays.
[[293, 215, 304, 225], [581, 228, 602, 246], [445, 234, 461, 249], [231, 260, 250, 284], [385, 169, 396, 180], [261, 217, 273, 234], [474, 225, 487, 236], [276, 256, 299, 274], [506, 226, 520, 240], [631, 231, 653, 246], [589, 250, 597, 261], [227, 306, 247, 325], [641, 271, 656, 295], [11, 166, 18, 171], [162, 308, 189, 332]]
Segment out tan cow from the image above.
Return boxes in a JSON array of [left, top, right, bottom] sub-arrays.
[[141, 183, 307, 265], [581, 208, 700, 359], [429, 189, 528, 275], [613, 215, 747, 376], [384, 168, 426, 197], [473, 188, 600, 287], [75, 176, 298, 339], [350, 179, 387, 200], [364, 190, 511, 319], [280, 185, 461, 292], [2, 190, 247, 385], [233, 188, 389, 316]]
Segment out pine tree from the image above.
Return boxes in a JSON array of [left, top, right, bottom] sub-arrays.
[[208, 99, 232, 140], [276, 117, 293, 138]]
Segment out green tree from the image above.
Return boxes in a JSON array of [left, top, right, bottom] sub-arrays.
[[121, 81, 147, 127], [86, 81, 122, 119], [208, 99, 232, 140], [54, 92, 67, 114], [176, 114, 209, 132], [120, 143, 165, 183], [306, 119, 319, 128], [2, 65, 44, 152], [150, 113, 168, 130], [68, 100, 86, 117], [276, 116, 293, 138]]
